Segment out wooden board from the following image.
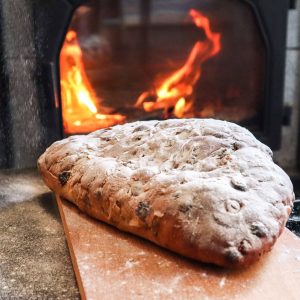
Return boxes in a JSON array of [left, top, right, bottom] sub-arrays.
[[57, 196, 300, 300]]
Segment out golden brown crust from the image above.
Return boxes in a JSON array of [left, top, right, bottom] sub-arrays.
[[38, 119, 294, 268]]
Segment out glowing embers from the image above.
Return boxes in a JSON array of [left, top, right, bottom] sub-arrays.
[[135, 9, 221, 118], [60, 31, 125, 134]]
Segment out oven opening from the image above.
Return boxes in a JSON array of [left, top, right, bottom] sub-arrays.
[[60, 0, 265, 135]]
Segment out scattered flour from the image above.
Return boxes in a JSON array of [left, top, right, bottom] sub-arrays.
[[151, 275, 186, 296], [124, 258, 139, 269], [219, 277, 226, 288], [193, 286, 202, 292]]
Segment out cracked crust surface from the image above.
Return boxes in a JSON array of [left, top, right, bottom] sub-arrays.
[[38, 119, 294, 268]]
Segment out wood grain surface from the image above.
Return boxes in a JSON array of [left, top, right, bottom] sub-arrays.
[[57, 196, 300, 300]]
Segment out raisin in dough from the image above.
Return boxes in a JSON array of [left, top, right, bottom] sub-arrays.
[[38, 119, 294, 268]]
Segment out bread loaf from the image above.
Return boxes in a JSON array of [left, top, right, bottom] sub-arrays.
[[38, 119, 294, 268]]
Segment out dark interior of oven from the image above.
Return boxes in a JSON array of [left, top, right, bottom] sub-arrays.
[[61, 0, 265, 134]]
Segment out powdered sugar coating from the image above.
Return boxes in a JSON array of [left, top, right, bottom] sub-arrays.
[[38, 119, 294, 267]]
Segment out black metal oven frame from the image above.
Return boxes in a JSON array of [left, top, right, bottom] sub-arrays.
[[0, 0, 290, 168]]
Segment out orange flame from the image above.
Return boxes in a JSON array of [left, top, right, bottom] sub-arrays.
[[60, 30, 125, 134], [174, 98, 186, 118], [135, 9, 221, 117]]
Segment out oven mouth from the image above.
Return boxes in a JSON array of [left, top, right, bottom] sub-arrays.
[[59, 0, 267, 136]]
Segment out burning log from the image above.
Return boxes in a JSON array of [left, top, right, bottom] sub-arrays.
[[113, 106, 165, 122], [134, 9, 221, 119]]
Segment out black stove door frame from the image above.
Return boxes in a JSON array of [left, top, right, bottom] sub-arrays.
[[246, 0, 289, 149]]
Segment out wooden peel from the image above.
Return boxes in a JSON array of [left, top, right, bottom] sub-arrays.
[[56, 196, 300, 300]]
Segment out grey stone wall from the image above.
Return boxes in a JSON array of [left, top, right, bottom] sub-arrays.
[[274, 5, 300, 171], [0, 0, 69, 169], [0, 1, 45, 169]]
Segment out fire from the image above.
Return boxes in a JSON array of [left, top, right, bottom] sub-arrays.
[[60, 30, 125, 134], [174, 98, 186, 118], [135, 9, 221, 118], [60, 9, 221, 134]]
